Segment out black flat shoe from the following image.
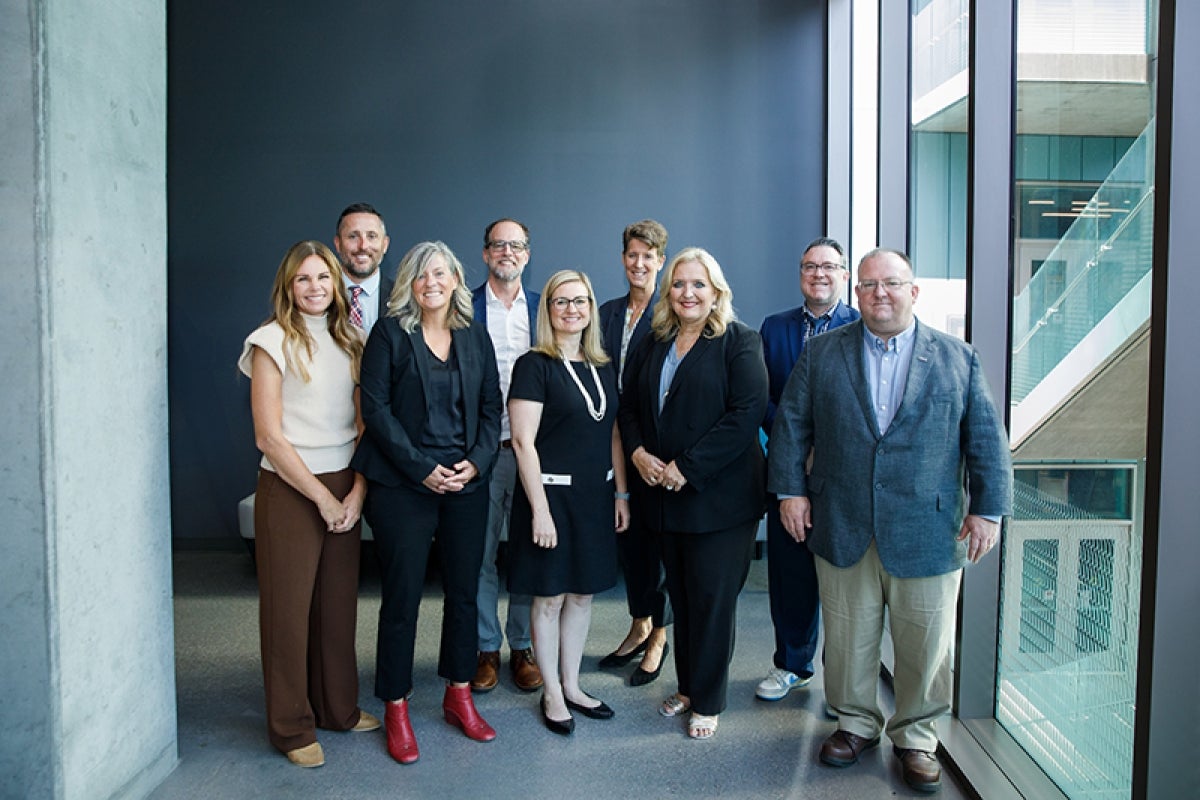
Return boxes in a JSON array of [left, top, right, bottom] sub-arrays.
[[540, 697, 575, 736], [565, 696, 615, 720], [630, 642, 669, 687], [597, 637, 649, 668]]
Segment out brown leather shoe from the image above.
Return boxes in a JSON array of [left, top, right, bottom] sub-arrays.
[[894, 747, 941, 793], [819, 729, 880, 767], [510, 648, 544, 692], [471, 651, 500, 693]]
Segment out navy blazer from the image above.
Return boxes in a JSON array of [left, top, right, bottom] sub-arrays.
[[471, 283, 540, 333], [759, 300, 859, 434], [351, 317, 502, 490], [618, 321, 769, 535], [767, 320, 1013, 578], [598, 291, 658, 389]]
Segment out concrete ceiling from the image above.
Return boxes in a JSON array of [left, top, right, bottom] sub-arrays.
[[915, 81, 1153, 137]]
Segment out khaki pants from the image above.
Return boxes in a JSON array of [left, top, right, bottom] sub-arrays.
[[814, 541, 960, 751]]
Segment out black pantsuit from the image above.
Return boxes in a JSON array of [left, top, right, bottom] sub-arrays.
[[367, 482, 489, 700], [600, 292, 673, 629], [616, 512, 672, 626], [351, 317, 502, 704], [660, 521, 757, 714], [618, 321, 769, 718]]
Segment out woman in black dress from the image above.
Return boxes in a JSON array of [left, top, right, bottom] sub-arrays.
[[508, 269, 630, 735]]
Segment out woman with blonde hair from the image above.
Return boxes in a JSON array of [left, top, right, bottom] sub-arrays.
[[507, 269, 630, 735], [238, 240, 377, 768], [618, 247, 768, 740], [352, 241, 502, 763]]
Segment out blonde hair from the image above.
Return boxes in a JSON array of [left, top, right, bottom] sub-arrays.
[[532, 270, 610, 365], [650, 247, 735, 340], [266, 240, 363, 382], [386, 241, 474, 332]]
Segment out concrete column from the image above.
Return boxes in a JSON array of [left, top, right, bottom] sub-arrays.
[[1, 1, 175, 798]]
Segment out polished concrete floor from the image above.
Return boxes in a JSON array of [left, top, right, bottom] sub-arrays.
[[152, 546, 969, 800]]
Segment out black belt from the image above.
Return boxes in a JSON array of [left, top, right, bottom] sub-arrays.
[[500, 439, 513, 449]]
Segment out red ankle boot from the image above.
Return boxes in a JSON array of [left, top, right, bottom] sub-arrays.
[[443, 684, 496, 742], [385, 700, 419, 764]]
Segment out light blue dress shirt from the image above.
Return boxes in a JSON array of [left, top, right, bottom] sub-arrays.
[[861, 321, 917, 435]]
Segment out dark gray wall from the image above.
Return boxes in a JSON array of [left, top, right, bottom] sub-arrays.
[[168, 0, 827, 540]]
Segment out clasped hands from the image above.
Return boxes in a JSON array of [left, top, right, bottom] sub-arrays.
[[317, 493, 362, 534], [631, 447, 687, 492], [422, 460, 479, 494]]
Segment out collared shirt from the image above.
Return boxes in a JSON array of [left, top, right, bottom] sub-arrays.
[[799, 304, 836, 350], [658, 340, 684, 415], [344, 270, 383, 333], [862, 320, 917, 435], [485, 282, 530, 439]]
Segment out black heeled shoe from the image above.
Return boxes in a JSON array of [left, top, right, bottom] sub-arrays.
[[597, 637, 649, 668], [565, 695, 615, 720], [540, 696, 575, 736], [630, 642, 669, 687]]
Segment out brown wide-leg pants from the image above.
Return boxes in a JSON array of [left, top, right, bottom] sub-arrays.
[[255, 467, 362, 754]]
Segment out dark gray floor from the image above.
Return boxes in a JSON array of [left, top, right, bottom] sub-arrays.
[[153, 547, 969, 800]]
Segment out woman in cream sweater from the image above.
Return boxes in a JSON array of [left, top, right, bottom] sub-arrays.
[[238, 240, 377, 768]]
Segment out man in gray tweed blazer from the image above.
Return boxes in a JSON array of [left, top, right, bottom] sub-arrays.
[[767, 248, 1012, 794]]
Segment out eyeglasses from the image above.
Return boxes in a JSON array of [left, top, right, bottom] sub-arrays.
[[486, 239, 529, 253], [550, 296, 590, 310], [856, 279, 913, 292], [801, 262, 846, 274]]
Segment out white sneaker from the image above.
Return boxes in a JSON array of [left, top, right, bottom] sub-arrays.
[[755, 667, 812, 701]]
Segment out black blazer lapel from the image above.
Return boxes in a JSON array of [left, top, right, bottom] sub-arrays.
[[406, 328, 432, 401], [661, 335, 714, 415]]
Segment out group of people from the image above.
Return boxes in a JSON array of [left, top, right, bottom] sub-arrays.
[[239, 204, 1012, 794]]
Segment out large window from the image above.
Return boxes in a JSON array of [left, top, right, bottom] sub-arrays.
[[998, 2, 1156, 797]]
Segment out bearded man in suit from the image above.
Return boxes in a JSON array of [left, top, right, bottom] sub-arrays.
[[334, 202, 393, 334]]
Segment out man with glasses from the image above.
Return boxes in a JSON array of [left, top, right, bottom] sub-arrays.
[[767, 249, 1011, 794], [469, 218, 544, 694], [332, 202, 392, 334], [755, 237, 859, 704]]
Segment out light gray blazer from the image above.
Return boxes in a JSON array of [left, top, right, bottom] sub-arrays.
[[767, 319, 1012, 578]]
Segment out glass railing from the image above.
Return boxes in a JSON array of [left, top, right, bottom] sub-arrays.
[[1011, 122, 1155, 403]]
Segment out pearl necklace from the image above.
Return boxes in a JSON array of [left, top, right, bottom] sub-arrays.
[[561, 355, 607, 422]]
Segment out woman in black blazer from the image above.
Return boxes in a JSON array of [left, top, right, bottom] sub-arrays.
[[618, 246, 768, 740], [352, 241, 502, 764], [595, 219, 673, 685]]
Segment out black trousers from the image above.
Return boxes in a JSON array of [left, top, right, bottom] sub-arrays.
[[616, 505, 673, 627], [765, 498, 821, 676], [660, 519, 757, 715], [366, 481, 488, 701]]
